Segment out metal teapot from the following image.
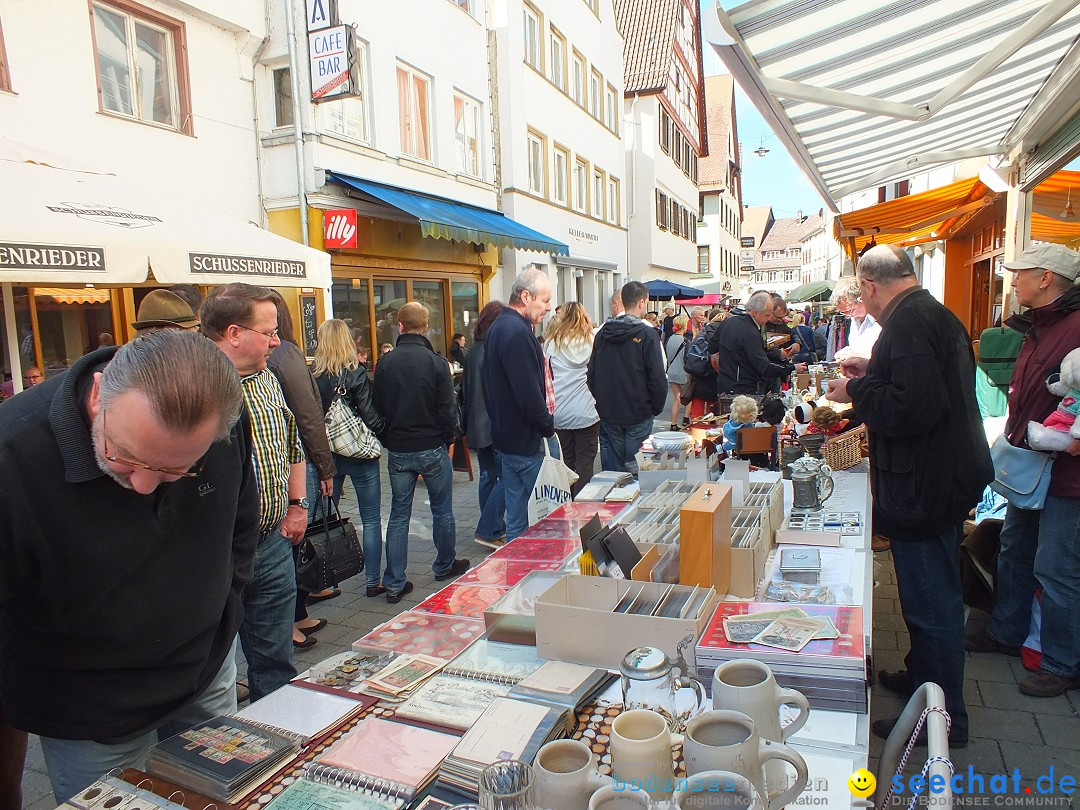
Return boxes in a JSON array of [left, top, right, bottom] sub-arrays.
[[789, 456, 835, 511], [619, 637, 706, 732]]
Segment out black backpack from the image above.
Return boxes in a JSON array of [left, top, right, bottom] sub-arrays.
[[683, 324, 715, 376]]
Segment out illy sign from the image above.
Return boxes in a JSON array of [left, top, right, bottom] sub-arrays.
[[324, 209, 358, 249]]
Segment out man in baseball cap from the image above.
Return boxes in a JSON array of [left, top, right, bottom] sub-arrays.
[[132, 290, 199, 336], [1002, 242, 1080, 282]]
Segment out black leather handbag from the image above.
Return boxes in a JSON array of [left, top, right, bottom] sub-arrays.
[[295, 496, 364, 592]]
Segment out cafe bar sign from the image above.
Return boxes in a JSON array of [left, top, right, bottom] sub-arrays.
[[306, 0, 360, 102]]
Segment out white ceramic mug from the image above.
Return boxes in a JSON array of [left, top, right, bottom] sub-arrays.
[[682, 710, 807, 810], [534, 739, 612, 810], [588, 783, 652, 810], [609, 709, 681, 799], [673, 770, 765, 810], [711, 659, 810, 788]]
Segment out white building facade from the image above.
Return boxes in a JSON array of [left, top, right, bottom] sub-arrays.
[[491, 0, 628, 326], [617, 0, 706, 285]]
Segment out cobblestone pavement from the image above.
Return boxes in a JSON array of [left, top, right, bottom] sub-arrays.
[[21, 451, 1080, 807]]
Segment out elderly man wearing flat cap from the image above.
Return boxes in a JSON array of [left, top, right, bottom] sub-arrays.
[[132, 290, 199, 336], [967, 242, 1080, 698]]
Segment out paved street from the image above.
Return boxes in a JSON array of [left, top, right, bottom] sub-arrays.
[[20, 444, 1080, 807]]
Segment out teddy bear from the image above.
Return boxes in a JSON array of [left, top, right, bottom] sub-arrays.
[[1026, 347, 1080, 452]]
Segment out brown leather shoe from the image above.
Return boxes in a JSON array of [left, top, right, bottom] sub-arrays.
[[871, 533, 891, 552], [964, 629, 1021, 657], [1018, 670, 1080, 697]]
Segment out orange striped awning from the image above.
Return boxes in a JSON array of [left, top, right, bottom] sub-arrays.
[[1031, 170, 1080, 249]]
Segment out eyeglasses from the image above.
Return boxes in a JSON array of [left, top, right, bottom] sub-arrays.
[[23, 373, 43, 382], [235, 323, 280, 341], [100, 409, 206, 478]]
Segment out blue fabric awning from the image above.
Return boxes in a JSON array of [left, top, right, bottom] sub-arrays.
[[327, 172, 569, 255]]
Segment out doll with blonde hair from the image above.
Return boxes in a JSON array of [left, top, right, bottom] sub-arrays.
[[722, 395, 760, 452]]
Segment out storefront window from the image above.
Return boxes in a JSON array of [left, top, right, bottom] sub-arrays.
[[0, 287, 33, 396], [32, 288, 114, 377], [331, 280, 373, 361], [451, 281, 479, 348], [412, 280, 447, 355]]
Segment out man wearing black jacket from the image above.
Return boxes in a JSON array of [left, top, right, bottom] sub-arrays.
[[588, 281, 667, 475], [827, 245, 992, 747], [711, 291, 801, 403], [0, 331, 258, 803], [374, 302, 470, 602]]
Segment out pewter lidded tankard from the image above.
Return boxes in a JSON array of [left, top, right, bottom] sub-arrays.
[[789, 456, 834, 511]]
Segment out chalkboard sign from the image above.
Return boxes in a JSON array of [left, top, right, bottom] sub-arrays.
[[300, 295, 318, 357]]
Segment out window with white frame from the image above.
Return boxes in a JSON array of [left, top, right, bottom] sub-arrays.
[[785, 269, 796, 282], [272, 67, 293, 128], [324, 39, 368, 141], [592, 168, 604, 219], [397, 64, 431, 160], [573, 159, 588, 213], [527, 131, 545, 196], [571, 52, 585, 106], [607, 177, 619, 224], [698, 247, 709, 275], [553, 146, 569, 206], [549, 29, 565, 91], [589, 69, 601, 118], [454, 93, 481, 177], [605, 85, 617, 132], [523, 4, 541, 71], [450, 0, 471, 11], [92, 2, 188, 131]]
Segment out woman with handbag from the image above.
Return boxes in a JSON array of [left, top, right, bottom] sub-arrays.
[[266, 293, 339, 648], [313, 319, 389, 598], [664, 315, 689, 429]]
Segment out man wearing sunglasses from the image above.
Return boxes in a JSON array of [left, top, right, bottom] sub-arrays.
[[0, 330, 258, 803]]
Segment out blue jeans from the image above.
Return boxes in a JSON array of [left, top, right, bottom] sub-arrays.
[[889, 522, 968, 738], [239, 526, 297, 701], [41, 639, 238, 804], [475, 445, 506, 541], [385, 448, 457, 594], [331, 453, 384, 588], [498, 437, 559, 543], [989, 495, 1080, 678], [598, 417, 654, 476]]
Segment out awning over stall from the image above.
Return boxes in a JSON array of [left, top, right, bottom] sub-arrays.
[[327, 172, 569, 255], [0, 158, 330, 288], [704, 0, 1080, 207]]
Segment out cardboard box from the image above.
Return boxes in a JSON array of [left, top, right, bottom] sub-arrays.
[[535, 575, 718, 669], [727, 507, 772, 598], [484, 570, 564, 645], [679, 483, 732, 593], [745, 479, 784, 538], [775, 527, 843, 547], [637, 448, 690, 493]]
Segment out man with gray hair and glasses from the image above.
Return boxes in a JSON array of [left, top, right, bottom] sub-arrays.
[[483, 267, 556, 542], [826, 244, 991, 747], [0, 330, 258, 803], [829, 274, 881, 361]]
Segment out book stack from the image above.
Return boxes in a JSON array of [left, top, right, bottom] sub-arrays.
[[395, 639, 545, 730], [234, 683, 371, 746], [695, 602, 867, 712], [146, 715, 300, 803], [507, 659, 615, 721], [436, 697, 568, 800]]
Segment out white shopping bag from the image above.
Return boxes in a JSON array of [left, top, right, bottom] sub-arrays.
[[527, 437, 579, 524]]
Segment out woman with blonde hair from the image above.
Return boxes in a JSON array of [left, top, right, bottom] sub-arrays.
[[665, 315, 690, 430], [312, 319, 388, 597], [544, 301, 599, 496]]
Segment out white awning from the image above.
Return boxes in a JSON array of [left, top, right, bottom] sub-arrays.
[[704, 0, 1080, 209], [0, 158, 330, 288]]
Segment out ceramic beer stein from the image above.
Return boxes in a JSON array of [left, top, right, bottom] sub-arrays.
[[609, 709, 681, 800], [681, 710, 807, 810], [711, 660, 810, 789], [587, 783, 652, 810], [534, 739, 612, 810], [673, 770, 765, 810]]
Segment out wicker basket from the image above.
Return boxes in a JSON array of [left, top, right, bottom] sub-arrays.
[[822, 424, 867, 470]]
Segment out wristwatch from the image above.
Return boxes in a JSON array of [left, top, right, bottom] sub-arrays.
[[288, 497, 310, 509]]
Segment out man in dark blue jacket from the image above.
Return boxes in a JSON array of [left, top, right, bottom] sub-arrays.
[[373, 302, 470, 602], [483, 268, 555, 542], [587, 281, 667, 475]]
